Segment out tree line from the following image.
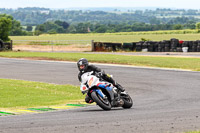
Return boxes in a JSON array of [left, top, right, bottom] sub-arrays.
[[34, 21, 198, 34], [0, 7, 200, 25], [0, 13, 199, 40], [1, 7, 200, 40]]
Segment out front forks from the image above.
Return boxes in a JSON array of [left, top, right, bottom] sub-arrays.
[[93, 89, 106, 99]]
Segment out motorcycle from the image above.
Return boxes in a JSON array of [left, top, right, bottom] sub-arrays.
[[80, 71, 133, 110]]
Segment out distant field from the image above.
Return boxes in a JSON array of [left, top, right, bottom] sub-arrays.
[[10, 32, 200, 45]]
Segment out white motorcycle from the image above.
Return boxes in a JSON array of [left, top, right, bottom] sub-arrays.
[[80, 71, 133, 110]]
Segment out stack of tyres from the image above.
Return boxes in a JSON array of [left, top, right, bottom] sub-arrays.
[[176, 47, 183, 52], [3, 42, 12, 50], [197, 40, 200, 52], [123, 43, 134, 51], [182, 41, 188, 47], [142, 42, 148, 52], [181, 41, 188, 52], [154, 42, 159, 52], [114, 43, 122, 51], [136, 42, 143, 52], [192, 41, 197, 52], [132, 43, 136, 51], [163, 40, 171, 52], [94, 42, 105, 51], [0, 40, 4, 51], [104, 43, 122, 51], [158, 41, 165, 52], [170, 38, 179, 52], [93, 39, 200, 52], [188, 41, 193, 52], [147, 41, 154, 52], [104, 43, 113, 51]]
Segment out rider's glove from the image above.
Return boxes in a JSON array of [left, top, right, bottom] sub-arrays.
[[81, 91, 87, 95], [80, 84, 88, 95]]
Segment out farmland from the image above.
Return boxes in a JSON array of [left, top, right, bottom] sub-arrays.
[[10, 32, 200, 45]]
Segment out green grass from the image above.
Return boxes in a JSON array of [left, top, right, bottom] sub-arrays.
[[0, 51, 200, 71], [185, 131, 200, 133], [0, 78, 84, 108], [10, 32, 200, 45]]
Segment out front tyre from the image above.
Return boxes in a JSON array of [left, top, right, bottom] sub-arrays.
[[121, 94, 133, 109], [91, 91, 111, 111]]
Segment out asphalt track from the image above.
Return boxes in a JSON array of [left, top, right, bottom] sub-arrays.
[[0, 57, 200, 133]]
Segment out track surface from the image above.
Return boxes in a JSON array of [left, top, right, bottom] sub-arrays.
[[0, 58, 200, 133]]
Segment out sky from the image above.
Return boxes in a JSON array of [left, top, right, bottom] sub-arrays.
[[0, 0, 200, 9]]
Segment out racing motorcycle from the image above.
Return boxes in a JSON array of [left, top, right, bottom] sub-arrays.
[[80, 71, 133, 110]]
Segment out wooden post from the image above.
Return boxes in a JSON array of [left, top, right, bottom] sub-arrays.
[[10, 40, 13, 50], [91, 40, 95, 52]]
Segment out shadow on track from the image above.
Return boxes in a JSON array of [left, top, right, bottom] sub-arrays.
[[74, 105, 134, 112]]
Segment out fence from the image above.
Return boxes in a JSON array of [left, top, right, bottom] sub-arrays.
[[92, 38, 200, 52], [12, 40, 92, 52], [13, 40, 91, 45]]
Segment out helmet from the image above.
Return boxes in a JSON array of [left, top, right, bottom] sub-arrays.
[[77, 58, 89, 71]]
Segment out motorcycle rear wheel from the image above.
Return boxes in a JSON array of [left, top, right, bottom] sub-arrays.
[[91, 91, 111, 111], [121, 94, 133, 108]]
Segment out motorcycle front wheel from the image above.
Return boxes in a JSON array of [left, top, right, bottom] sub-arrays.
[[91, 91, 111, 111]]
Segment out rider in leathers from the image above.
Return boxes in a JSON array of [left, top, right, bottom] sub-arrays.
[[77, 58, 125, 103]]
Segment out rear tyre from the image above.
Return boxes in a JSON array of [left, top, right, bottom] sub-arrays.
[[91, 91, 111, 111], [121, 94, 133, 109]]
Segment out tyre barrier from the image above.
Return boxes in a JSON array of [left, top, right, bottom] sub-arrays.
[[0, 40, 13, 51], [0, 40, 4, 51], [93, 42, 122, 51], [93, 39, 200, 52]]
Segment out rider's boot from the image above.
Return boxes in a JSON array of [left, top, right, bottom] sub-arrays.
[[85, 95, 93, 104], [115, 82, 125, 92]]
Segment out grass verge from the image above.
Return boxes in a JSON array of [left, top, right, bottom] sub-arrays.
[[0, 78, 84, 108], [186, 131, 200, 133], [0, 51, 200, 71], [10, 33, 200, 44]]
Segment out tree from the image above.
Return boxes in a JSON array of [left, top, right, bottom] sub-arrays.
[[196, 22, 200, 33], [36, 24, 45, 32], [173, 24, 183, 30], [10, 20, 26, 35], [0, 17, 12, 41], [95, 26, 107, 33], [0, 14, 28, 36], [66, 25, 76, 33], [55, 20, 69, 29], [35, 21, 66, 34], [26, 25, 33, 31], [75, 23, 88, 33]]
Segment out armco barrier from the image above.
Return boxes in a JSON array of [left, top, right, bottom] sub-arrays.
[[92, 38, 200, 52], [0, 40, 12, 51]]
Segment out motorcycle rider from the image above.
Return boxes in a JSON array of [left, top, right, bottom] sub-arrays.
[[77, 58, 125, 103]]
